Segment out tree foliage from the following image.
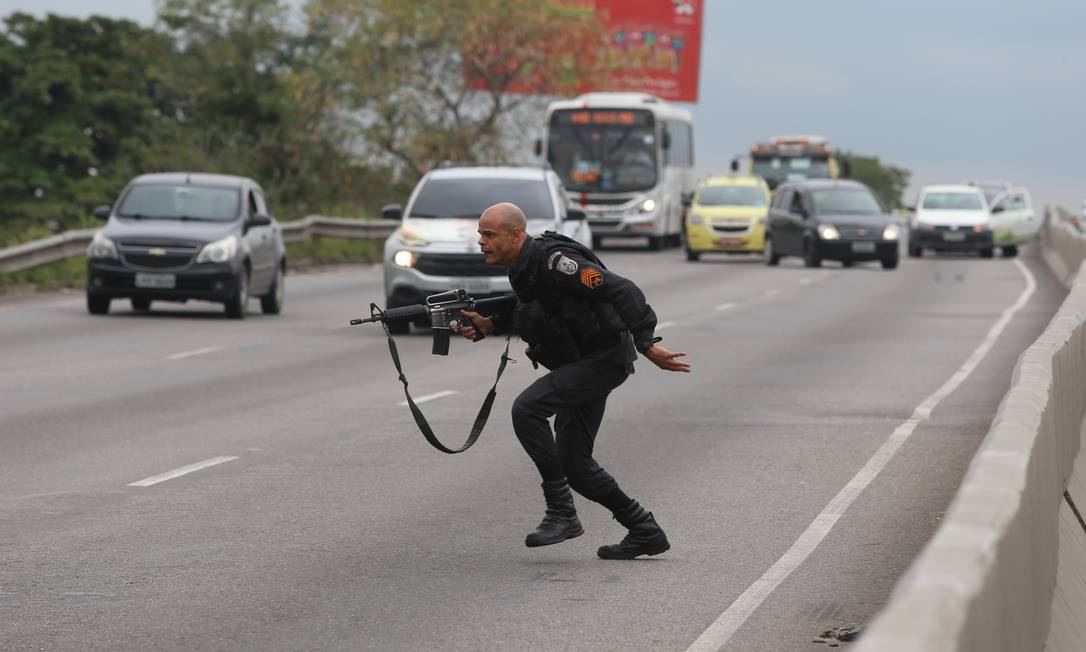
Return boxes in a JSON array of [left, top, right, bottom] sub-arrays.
[[0, 13, 179, 240], [840, 151, 911, 210], [302, 0, 608, 178]]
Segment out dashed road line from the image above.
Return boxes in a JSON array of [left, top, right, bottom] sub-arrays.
[[166, 346, 223, 360], [714, 302, 737, 312], [398, 390, 459, 407], [685, 257, 1037, 652], [127, 456, 239, 487]]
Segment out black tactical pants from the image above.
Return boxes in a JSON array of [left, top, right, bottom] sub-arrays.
[[510, 356, 632, 512]]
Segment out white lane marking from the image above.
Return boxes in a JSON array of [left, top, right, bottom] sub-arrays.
[[127, 456, 239, 487], [398, 390, 458, 407], [166, 346, 222, 360], [764, 289, 780, 297], [656, 321, 676, 330], [714, 302, 737, 312], [686, 258, 1037, 652]]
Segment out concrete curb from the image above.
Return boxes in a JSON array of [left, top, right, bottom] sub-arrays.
[[856, 209, 1086, 652]]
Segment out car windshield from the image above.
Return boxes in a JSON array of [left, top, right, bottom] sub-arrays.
[[752, 156, 831, 190], [811, 188, 884, 215], [408, 177, 553, 220], [547, 109, 658, 193], [922, 192, 985, 210], [117, 184, 240, 221], [696, 185, 766, 207]]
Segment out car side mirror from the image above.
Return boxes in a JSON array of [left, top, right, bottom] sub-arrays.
[[729, 158, 740, 172], [534, 138, 542, 157], [249, 213, 273, 227], [93, 205, 111, 220], [991, 205, 1005, 214], [662, 129, 671, 150], [565, 207, 586, 221], [840, 159, 852, 178], [381, 204, 403, 221], [681, 192, 693, 208]]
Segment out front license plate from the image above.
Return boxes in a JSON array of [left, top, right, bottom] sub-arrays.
[[717, 237, 744, 246], [943, 231, 966, 242], [851, 242, 876, 253], [135, 273, 176, 289]]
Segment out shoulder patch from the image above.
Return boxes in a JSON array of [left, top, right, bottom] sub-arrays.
[[548, 250, 578, 275], [580, 267, 603, 289]]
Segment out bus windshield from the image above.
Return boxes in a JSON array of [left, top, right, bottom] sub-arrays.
[[752, 156, 831, 190], [547, 109, 658, 193]]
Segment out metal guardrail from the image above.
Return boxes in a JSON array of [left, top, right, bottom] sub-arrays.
[[0, 216, 399, 274]]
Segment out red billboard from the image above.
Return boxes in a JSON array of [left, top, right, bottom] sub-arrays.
[[592, 0, 704, 103]]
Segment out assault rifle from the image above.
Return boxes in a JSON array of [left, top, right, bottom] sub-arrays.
[[351, 289, 516, 355]]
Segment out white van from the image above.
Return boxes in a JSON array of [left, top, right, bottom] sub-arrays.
[[908, 184, 994, 258]]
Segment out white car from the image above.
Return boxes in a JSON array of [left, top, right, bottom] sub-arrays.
[[908, 184, 994, 258], [380, 164, 592, 333]]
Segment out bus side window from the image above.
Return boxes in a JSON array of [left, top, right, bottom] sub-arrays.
[[664, 120, 692, 168]]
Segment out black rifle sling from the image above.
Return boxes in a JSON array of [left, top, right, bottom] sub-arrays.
[[378, 315, 513, 454]]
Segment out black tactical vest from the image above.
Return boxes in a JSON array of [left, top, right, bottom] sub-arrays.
[[513, 232, 627, 369]]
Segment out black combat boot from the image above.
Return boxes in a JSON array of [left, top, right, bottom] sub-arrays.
[[597, 501, 670, 559], [524, 479, 584, 547]]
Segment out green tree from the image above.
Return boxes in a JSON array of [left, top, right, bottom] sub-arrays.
[[839, 151, 911, 210], [0, 13, 180, 241], [302, 0, 608, 180]]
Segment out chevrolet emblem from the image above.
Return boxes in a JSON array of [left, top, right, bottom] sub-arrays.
[[148, 247, 167, 256]]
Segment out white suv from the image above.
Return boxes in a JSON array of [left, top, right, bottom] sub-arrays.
[[380, 164, 592, 333], [908, 184, 994, 258]]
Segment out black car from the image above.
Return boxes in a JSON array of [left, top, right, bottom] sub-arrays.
[[85, 173, 286, 318], [764, 180, 900, 269]]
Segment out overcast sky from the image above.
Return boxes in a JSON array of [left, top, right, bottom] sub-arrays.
[[3, 0, 1083, 210]]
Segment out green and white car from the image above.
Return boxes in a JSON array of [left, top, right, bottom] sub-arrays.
[[988, 187, 1038, 258]]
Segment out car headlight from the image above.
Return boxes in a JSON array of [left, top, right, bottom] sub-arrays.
[[639, 198, 657, 214], [688, 213, 703, 225], [396, 226, 429, 247], [393, 250, 417, 268], [196, 235, 239, 264], [817, 224, 840, 240], [883, 224, 900, 240], [87, 231, 118, 259]]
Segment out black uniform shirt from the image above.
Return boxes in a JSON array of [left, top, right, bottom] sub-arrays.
[[493, 237, 658, 367]]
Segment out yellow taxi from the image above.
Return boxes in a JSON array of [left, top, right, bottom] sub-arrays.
[[684, 175, 770, 261]]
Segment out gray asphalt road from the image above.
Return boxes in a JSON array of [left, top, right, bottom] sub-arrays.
[[0, 244, 1066, 651]]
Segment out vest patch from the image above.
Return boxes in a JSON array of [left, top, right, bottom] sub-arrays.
[[580, 268, 603, 289]]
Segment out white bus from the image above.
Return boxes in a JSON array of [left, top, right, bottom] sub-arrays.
[[538, 93, 695, 250]]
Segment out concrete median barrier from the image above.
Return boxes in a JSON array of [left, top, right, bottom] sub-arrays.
[[856, 209, 1086, 652]]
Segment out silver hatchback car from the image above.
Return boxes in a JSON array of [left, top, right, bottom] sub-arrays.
[[380, 164, 592, 333]]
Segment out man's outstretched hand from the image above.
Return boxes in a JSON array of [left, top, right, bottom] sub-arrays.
[[644, 345, 691, 372]]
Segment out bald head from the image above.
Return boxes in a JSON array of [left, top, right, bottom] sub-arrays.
[[481, 202, 527, 232], [478, 202, 529, 268]]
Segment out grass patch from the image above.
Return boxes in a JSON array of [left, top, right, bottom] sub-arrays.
[[286, 236, 384, 269], [0, 257, 87, 294]]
